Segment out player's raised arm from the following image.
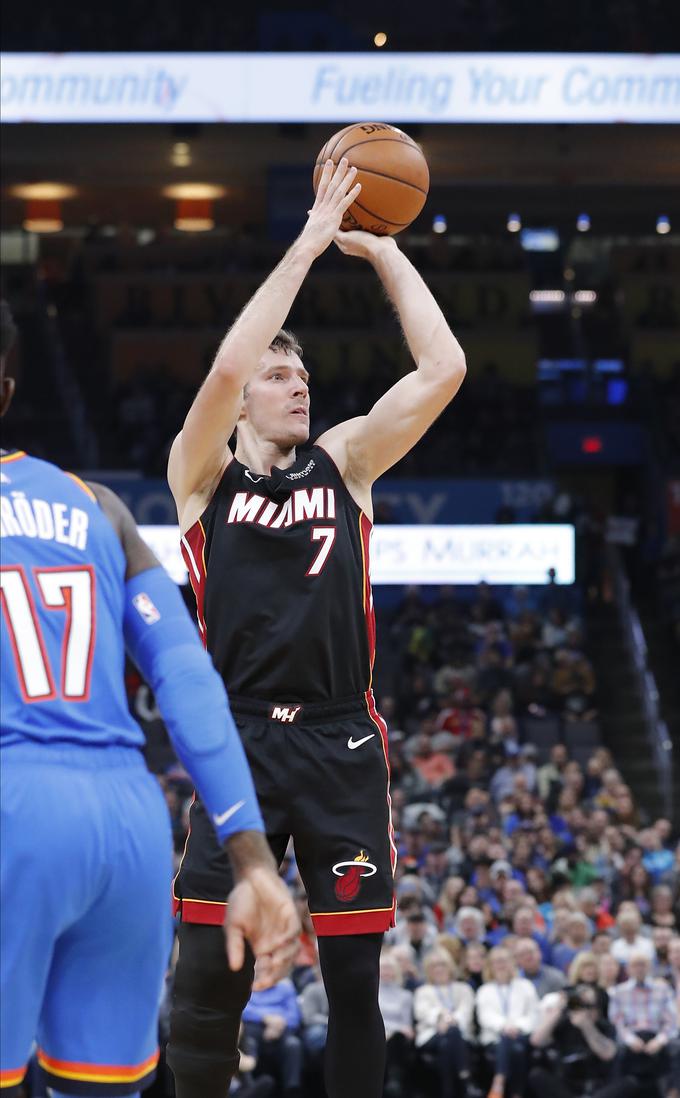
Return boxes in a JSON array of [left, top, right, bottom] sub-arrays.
[[167, 159, 362, 521], [318, 231, 466, 490]]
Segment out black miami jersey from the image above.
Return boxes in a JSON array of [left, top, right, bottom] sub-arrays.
[[180, 445, 375, 702]]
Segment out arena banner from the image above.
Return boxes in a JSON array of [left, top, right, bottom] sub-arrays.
[[1, 52, 679, 123], [96, 475, 555, 526], [139, 523, 575, 586]]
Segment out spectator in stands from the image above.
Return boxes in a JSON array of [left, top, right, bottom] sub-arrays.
[[608, 950, 679, 1090], [490, 743, 537, 803], [538, 742, 571, 803], [230, 1023, 276, 1097], [461, 941, 487, 992], [476, 946, 539, 1098], [552, 912, 593, 973], [241, 975, 303, 1096], [650, 883, 678, 930], [598, 953, 622, 993], [514, 937, 566, 998], [528, 984, 631, 1098], [411, 734, 456, 789], [454, 906, 488, 947], [641, 826, 675, 883], [378, 949, 414, 1097], [298, 966, 328, 1078], [414, 948, 475, 1098], [567, 952, 610, 1017], [610, 908, 655, 971]]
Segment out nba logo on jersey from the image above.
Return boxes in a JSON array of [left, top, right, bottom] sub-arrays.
[[132, 591, 161, 624]]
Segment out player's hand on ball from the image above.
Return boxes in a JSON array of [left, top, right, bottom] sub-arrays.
[[225, 865, 301, 990], [300, 158, 362, 257], [333, 229, 397, 263]]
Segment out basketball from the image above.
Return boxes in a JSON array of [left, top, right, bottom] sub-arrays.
[[313, 122, 430, 236]]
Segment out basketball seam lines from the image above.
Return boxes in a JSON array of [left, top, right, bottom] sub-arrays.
[[350, 198, 410, 227], [342, 164, 428, 197]]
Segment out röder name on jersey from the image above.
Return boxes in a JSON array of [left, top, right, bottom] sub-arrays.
[[227, 487, 336, 528], [0, 493, 89, 548]]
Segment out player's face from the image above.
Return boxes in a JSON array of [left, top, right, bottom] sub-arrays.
[[242, 349, 310, 448]]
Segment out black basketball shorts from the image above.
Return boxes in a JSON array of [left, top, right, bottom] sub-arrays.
[[172, 691, 397, 935]]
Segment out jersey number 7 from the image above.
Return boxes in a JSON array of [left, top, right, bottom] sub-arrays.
[[0, 565, 96, 702]]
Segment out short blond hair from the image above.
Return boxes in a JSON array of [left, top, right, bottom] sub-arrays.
[[568, 951, 599, 984], [423, 948, 457, 983], [269, 328, 302, 357]]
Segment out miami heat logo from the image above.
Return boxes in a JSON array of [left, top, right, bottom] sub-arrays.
[[332, 850, 377, 902]]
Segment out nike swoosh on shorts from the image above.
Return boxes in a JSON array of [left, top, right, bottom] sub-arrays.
[[347, 734, 375, 750]]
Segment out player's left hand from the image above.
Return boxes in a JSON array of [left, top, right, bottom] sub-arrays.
[[334, 230, 397, 262], [225, 866, 301, 990]]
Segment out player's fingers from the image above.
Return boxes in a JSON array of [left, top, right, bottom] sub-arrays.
[[324, 157, 350, 200], [314, 159, 335, 202], [339, 182, 361, 212], [330, 164, 357, 205], [225, 922, 246, 972], [252, 953, 276, 991]]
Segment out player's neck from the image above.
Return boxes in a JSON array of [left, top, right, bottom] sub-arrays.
[[234, 434, 297, 476]]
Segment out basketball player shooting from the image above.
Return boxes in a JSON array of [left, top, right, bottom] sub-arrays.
[[166, 157, 467, 1098]]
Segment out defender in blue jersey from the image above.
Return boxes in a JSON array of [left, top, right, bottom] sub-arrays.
[[0, 302, 299, 1098]]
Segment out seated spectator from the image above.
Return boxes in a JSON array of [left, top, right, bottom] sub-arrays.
[[551, 912, 593, 973], [567, 952, 610, 1017], [640, 825, 675, 882], [610, 908, 655, 972], [461, 941, 487, 992], [378, 949, 414, 1097], [598, 953, 622, 993], [510, 905, 552, 963], [242, 975, 303, 1097], [514, 937, 567, 998], [454, 905, 488, 947], [653, 925, 675, 980], [392, 908, 439, 976], [529, 984, 630, 1098], [230, 1023, 276, 1097], [411, 734, 456, 788], [537, 744, 569, 803], [490, 743, 537, 803], [414, 948, 475, 1098], [650, 883, 678, 931], [476, 946, 539, 1098], [608, 950, 679, 1090], [297, 966, 328, 1077]]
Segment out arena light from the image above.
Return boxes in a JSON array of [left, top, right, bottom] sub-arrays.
[[530, 290, 565, 304], [373, 32, 388, 47], [574, 289, 597, 304], [507, 213, 521, 233], [171, 141, 191, 167], [576, 212, 591, 232], [656, 215, 671, 234], [162, 184, 226, 200], [11, 183, 77, 233], [432, 214, 447, 234], [23, 200, 63, 233], [140, 524, 576, 586]]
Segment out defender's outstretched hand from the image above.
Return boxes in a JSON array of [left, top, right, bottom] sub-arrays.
[[225, 864, 301, 990], [300, 158, 362, 258]]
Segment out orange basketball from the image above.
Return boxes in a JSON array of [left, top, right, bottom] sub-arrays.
[[313, 122, 430, 236]]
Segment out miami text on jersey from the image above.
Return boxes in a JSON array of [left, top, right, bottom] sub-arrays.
[[227, 487, 336, 529]]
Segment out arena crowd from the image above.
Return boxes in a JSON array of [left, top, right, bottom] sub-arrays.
[[137, 582, 680, 1098]]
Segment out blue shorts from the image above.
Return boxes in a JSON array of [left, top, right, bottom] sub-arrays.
[[0, 742, 173, 1096]]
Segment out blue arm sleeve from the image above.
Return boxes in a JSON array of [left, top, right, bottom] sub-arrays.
[[123, 567, 264, 842]]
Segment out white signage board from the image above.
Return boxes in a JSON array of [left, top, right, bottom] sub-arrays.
[[2, 52, 678, 123], [139, 523, 575, 587]]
